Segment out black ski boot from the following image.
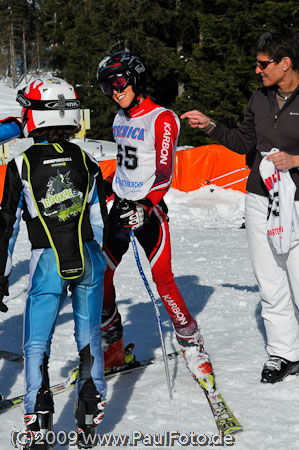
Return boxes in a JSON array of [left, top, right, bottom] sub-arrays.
[[22, 411, 53, 449], [261, 356, 299, 383], [74, 379, 106, 449], [21, 386, 54, 449]]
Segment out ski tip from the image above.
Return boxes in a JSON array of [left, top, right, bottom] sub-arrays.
[[221, 424, 243, 436]]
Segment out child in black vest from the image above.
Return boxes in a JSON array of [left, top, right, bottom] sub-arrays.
[[0, 77, 108, 448]]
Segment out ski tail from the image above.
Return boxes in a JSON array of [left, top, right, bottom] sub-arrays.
[[203, 385, 242, 435], [181, 348, 242, 435], [0, 350, 24, 362], [0, 350, 181, 414], [196, 375, 242, 435]]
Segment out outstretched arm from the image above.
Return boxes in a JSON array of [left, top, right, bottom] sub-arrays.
[[181, 100, 257, 156], [0, 117, 22, 143], [180, 110, 211, 129]]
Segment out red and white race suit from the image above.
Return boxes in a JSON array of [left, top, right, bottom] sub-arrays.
[[102, 96, 194, 335]]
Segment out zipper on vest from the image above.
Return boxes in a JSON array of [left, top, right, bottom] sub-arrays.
[[274, 114, 278, 128]]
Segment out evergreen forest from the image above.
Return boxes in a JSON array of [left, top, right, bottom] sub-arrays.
[[1, 0, 299, 145]]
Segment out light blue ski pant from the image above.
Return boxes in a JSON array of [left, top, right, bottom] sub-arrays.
[[23, 240, 107, 413]]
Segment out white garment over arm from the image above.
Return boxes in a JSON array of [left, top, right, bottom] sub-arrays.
[[259, 147, 299, 254]]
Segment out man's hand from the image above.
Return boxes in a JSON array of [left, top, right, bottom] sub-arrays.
[[180, 110, 211, 129], [116, 199, 151, 231], [0, 277, 9, 313], [267, 151, 299, 170]]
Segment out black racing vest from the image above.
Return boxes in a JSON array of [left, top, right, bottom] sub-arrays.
[[22, 141, 95, 279]]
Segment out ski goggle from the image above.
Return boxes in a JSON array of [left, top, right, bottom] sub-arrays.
[[100, 74, 131, 97]]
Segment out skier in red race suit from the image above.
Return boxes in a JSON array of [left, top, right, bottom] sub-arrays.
[[96, 51, 212, 378]]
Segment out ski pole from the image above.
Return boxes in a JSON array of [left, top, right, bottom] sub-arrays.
[[206, 167, 248, 184], [129, 230, 173, 400]]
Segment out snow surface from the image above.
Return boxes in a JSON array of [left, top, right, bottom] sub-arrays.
[[0, 80, 299, 450]]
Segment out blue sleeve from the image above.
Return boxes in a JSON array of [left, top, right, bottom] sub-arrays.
[[8, 193, 23, 256], [0, 122, 21, 144], [88, 179, 104, 247]]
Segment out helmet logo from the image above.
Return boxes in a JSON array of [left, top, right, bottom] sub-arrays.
[[120, 54, 145, 74], [46, 78, 61, 84], [135, 63, 145, 74], [45, 100, 80, 110], [17, 93, 80, 111], [99, 56, 110, 68]]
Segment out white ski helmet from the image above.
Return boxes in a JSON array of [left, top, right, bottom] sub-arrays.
[[16, 77, 81, 138]]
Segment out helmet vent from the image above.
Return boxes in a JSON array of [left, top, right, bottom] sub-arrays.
[[58, 94, 66, 117], [58, 94, 66, 109]]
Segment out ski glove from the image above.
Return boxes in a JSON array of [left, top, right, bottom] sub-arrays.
[[115, 198, 153, 231], [0, 277, 9, 313]]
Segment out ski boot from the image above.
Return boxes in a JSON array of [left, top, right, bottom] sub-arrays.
[[261, 356, 299, 383], [101, 310, 126, 369], [69, 342, 136, 385], [103, 337, 126, 369], [101, 308, 135, 370], [21, 412, 53, 449], [20, 386, 54, 449], [74, 379, 106, 449], [175, 318, 214, 391], [104, 340, 136, 372]]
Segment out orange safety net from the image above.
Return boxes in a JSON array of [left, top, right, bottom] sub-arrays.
[[0, 145, 249, 204], [171, 145, 249, 193], [99, 159, 117, 179]]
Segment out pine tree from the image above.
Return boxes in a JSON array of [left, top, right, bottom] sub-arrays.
[[0, 1, 11, 79], [176, 0, 299, 146], [1, 0, 299, 144]]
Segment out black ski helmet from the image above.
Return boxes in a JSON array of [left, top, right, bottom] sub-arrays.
[[97, 51, 145, 96]]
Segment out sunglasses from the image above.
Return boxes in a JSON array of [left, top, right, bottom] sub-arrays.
[[256, 59, 276, 70], [100, 75, 130, 97]]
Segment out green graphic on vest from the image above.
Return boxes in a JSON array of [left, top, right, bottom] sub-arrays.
[[39, 170, 83, 221]]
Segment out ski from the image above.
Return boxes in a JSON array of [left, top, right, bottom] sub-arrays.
[[0, 350, 24, 362], [202, 386, 242, 435], [1, 348, 242, 436], [0, 350, 180, 414], [0, 381, 74, 414], [186, 365, 242, 435]]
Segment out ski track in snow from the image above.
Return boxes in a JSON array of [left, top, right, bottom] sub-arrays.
[[0, 80, 298, 450]]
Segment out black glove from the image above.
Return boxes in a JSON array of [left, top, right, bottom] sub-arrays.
[[115, 199, 152, 231], [0, 277, 9, 313]]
